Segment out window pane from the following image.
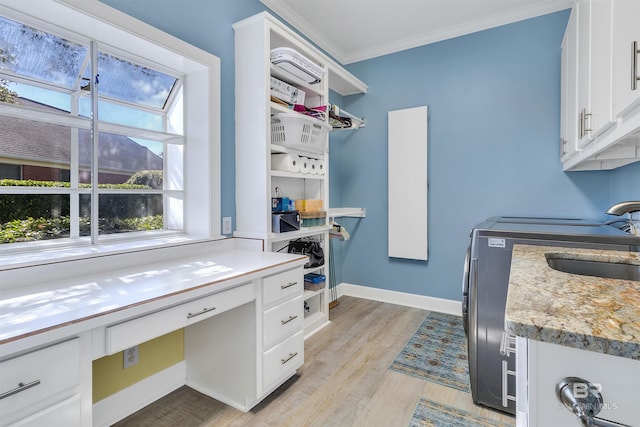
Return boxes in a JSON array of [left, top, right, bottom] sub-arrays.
[[0, 16, 87, 89], [95, 132, 163, 186], [0, 116, 76, 186], [0, 194, 70, 243], [98, 194, 162, 235], [5, 82, 72, 113], [98, 99, 163, 131], [96, 51, 177, 109]]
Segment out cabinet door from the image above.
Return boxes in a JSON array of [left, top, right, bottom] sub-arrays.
[[560, 8, 578, 160], [576, 0, 613, 147], [612, 0, 640, 118]]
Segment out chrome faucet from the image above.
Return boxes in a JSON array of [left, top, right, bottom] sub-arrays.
[[606, 201, 640, 240], [606, 201, 640, 217]]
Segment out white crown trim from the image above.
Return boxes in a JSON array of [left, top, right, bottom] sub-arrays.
[[260, 0, 573, 64]]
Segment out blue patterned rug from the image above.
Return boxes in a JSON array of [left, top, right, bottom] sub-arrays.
[[390, 312, 470, 392], [410, 398, 514, 427]]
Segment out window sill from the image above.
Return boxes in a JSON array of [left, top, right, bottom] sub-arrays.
[[0, 234, 225, 271]]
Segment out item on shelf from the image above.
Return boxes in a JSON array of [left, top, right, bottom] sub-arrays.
[[292, 104, 327, 121], [271, 113, 331, 154], [270, 75, 306, 105], [272, 196, 295, 212], [272, 210, 300, 233], [303, 273, 326, 291], [271, 153, 300, 173], [287, 237, 324, 269], [295, 199, 323, 212], [270, 47, 325, 85], [317, 159, 325, 175], [328, 104, 365, 130], [299, 156, 310, 174], [300, 210, 326, 228], [308, 158, 318, 175]]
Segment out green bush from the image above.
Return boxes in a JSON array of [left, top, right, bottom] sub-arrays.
[[0, 215, 163, 243], [0, 177, 165, 243]]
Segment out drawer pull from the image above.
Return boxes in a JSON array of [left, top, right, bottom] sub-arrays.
[[281, 352, 298, 365], [281, 315, 298, 325], [187, 306, 216, 319], [0, 380, 41, 400], [281, 281, 297, 290]]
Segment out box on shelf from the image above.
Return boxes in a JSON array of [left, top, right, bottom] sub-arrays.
[[272, 211, 300, 233], [271, 113, 330, 154], [270, 47, 325, 85], [295, 199, 323, 212], [300, 210, 326, 228], [270, 75, 306, 105], [304, 273, 326, 291]]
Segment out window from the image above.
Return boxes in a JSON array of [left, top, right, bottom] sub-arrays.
[[0, 0, 220, 253]]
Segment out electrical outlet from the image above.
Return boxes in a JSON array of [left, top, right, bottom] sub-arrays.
[[222, 216, 232, 235], [123, 346, 139, 369]]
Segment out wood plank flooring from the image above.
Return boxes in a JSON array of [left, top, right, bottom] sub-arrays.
[[113, 296, 514, 426]]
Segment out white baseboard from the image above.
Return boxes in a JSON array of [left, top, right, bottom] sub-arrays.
[[337, 283, 462, 316], [93, 361, 186, 427]]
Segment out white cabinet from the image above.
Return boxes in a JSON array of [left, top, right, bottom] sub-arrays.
[[561, 0, 640, 171], [233, 12, 367, 337], [259, 269, 304, 395], [560, 8, 579, 161], [575, 0, 614, 147], [516, 338, 640, 427], [0, 339, 85, 427], [612, 0, 640, 119]]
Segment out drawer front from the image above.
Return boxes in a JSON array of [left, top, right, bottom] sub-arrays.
[[106, 282, 253, 354], [262, 268, 303, 307], [263, 295, 304, 347], [262, 329, 304, 390], [0, 339, 80, 421], [9, 395, 81, 427]]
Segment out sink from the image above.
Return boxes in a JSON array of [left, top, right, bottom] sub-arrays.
[[546, 255, 640, 281]]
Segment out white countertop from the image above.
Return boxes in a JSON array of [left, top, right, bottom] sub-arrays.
[[0, 247, 306, 348]]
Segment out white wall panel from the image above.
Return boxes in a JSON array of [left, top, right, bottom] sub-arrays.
[[388, 106, 428, 260]]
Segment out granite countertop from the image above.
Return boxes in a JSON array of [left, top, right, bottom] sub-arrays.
[[505, 244, 640, 359]]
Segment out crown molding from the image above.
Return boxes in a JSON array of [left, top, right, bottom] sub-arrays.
[[260, 0, 573, 65]]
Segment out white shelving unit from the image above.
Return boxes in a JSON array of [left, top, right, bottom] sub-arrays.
[[233, 12, 367, 338]]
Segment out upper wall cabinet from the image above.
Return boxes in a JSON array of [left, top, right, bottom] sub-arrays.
[[562, 0, 640, 171]]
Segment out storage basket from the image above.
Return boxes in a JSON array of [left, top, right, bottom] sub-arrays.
[[304, 273, 326, 291], [271, 113, 331, 154]]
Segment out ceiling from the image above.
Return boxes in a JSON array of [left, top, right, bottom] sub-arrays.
[[259, 0, 573, 64]]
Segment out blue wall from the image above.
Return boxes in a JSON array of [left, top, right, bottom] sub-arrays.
[[335, 10, 639, 301], [100, 1, 640, 302]]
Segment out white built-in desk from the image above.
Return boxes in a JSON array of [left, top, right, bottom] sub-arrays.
[[0, 238, 307, 426]]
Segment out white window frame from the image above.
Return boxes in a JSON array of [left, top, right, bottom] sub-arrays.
[[0, 0, 221, 265]]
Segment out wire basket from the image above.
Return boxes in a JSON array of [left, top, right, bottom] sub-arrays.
[[271, 113, 330, 154]]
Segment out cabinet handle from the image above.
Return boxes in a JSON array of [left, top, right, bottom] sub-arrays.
[[186, 306, 216, 319], [633, 41, 639, 91], [583, 110, 592, 136], [281, 315, 298, 325], [281, 281, 297, 290], [579, 108, 591, 139], [281, 352, 298, 364], [578, 110, 584, 138], [501, 360, 516, 408], [0, 380, 41, 400], [560, 138, 567, 157]]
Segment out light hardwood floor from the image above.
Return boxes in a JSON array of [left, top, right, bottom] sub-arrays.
[[114, 296, 515, 427]]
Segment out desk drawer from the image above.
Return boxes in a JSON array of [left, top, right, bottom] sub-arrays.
[[263, 329, 303, 389], [0, 339, 80, 421], [106, 282, 253, 354], [263, 295, 303, 347], [262, 268, 303, 307]]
